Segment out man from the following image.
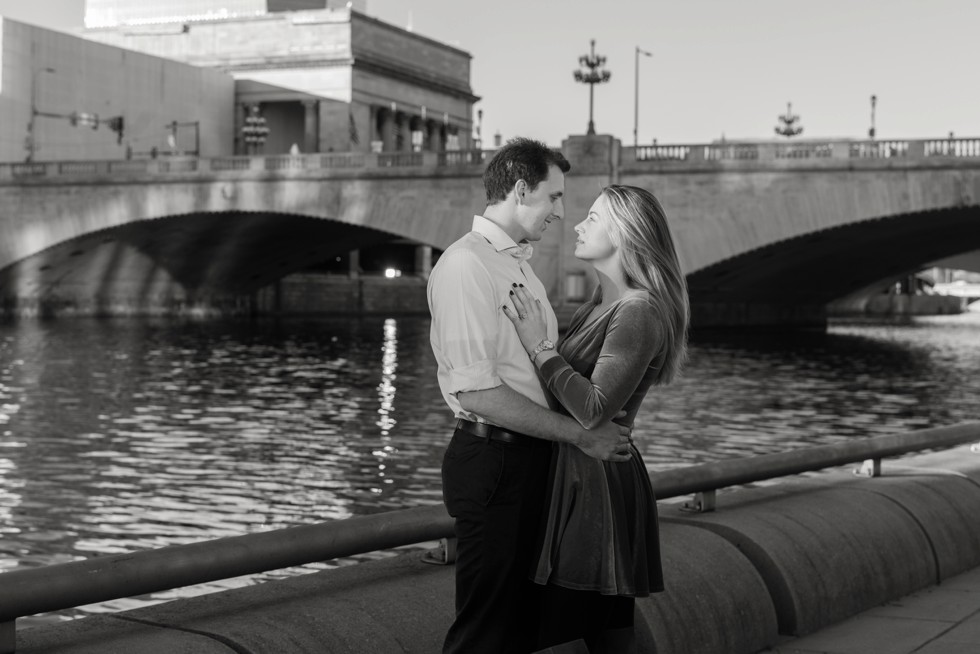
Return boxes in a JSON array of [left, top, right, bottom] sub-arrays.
[[427, 137, 632, 654]]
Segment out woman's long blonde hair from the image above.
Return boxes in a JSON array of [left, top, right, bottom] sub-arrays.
[[600, 184, 689, 384]]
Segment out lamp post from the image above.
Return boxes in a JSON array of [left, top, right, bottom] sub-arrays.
[[573, 39, 611, 135], [634, 47, 652, 148], [475, 109, 483, 150], [774, 102, 803, 138], [868, 94, 877, 140], [26, 67, 56, 163]]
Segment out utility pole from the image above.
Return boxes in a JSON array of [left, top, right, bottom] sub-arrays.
[[573, 40, 611, 136], [634, 46, 652, 148], [25, 67, 56, 163], [868, 94, 877, 139]]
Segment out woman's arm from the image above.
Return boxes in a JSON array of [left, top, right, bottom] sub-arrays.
[[502, 287, 662, 429], [539, 300, 662, 428]]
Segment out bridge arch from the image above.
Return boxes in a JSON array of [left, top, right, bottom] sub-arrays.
[[0, 209, 435, 315], [687, 205, 980, 305]]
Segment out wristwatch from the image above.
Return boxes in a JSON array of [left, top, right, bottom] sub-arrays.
[[530, 339, 555, 361]]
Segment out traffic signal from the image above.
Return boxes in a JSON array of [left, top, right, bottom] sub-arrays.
[[107, 116, 125, 144]]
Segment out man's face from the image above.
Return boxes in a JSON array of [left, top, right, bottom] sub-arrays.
[[514, 164, 565, 243]]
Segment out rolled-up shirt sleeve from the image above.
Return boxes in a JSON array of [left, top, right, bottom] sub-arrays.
[[429, 248, 502, 395]]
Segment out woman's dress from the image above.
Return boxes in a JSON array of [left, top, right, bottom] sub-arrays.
[[532, 294, 666, 596]]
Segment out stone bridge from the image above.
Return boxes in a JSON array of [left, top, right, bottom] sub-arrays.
[[1, 135, 979, 326]]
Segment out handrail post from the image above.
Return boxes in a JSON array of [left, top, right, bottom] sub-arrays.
[[1, 618, 14, 654], [681, 489, 716, 513], [854, 457, 882, 477], [421, 537, 457, 565]]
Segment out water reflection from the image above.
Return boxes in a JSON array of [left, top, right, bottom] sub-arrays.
[[0, 312, 978, 620]]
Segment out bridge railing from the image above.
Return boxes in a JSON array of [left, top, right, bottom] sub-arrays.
[[0, 422, 978, 653], [0, 149, 493, 181], [633, 137, 980, 163], [4, 138, 980, 182]]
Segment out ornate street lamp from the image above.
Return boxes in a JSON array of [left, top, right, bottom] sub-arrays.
[[573, 39, 611, 136], [774, 102, 803, 138], [242, 105, 270, 155]]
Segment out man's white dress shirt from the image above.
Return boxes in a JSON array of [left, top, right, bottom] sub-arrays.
[[427, 215, 559, 423]]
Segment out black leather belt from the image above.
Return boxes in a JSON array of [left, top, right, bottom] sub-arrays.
[[455, 419, 541, 447]]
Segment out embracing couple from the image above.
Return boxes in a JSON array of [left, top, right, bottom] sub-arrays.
[[427, 137, 689, 653]]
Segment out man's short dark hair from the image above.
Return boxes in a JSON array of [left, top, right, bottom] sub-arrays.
[[482, 137, 571, 204]]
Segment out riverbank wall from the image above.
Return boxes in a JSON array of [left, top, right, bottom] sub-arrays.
[[15, 443, 980, 654], [829, 292, 968, 317]]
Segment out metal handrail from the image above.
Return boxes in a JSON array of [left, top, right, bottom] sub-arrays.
[[1, 422, 978, 652], [652, 421, 980, 498]]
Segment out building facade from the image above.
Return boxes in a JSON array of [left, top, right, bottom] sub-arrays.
[[0, 16, 235, 163], [82, 0, 362, 27], [81, 3, 478, 155]]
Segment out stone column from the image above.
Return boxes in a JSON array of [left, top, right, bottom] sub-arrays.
[[349, 250, 361, 279], [302, 100, 319, 153], [414, 245, 432, 279]]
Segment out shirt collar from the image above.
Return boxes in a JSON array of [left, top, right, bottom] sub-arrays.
[[472, 215, 534, 262]]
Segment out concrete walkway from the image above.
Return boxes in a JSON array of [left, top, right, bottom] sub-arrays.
[[763, 559, 980, 654]]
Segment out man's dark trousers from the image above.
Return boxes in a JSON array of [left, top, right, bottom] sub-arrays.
[[441, 427, 552, 654]]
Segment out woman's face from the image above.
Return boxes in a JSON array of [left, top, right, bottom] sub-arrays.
[[573, 195, 617, 263]]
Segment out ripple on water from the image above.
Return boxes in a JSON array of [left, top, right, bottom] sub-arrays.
[[0, 313, 978, 619]]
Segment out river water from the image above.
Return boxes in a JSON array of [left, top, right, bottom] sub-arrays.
[[2, 310, 979, 620]]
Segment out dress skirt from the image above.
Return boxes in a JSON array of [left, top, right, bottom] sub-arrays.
[[532, 440, 664, 597]]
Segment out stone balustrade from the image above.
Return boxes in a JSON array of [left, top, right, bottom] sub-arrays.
[[2, 137, 978, 183], [634, 136, 980, 162]]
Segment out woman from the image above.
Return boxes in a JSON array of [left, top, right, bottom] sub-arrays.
[[502, 184, 689, 652]]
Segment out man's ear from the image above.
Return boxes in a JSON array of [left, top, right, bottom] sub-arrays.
[[513, 179, 527, 204]]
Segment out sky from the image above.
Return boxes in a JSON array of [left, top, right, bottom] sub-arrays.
[[2, 0, 979, 147]]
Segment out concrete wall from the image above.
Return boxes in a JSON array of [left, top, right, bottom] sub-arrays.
[[15, 442, 980, 654], [830, 292, 968, 316], [0, 17, 235, 163], [81, 9, 353, 70], [255, 274, 427, 315]]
